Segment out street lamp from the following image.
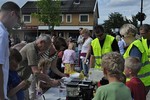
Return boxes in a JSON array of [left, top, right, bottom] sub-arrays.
[[140, 0, 143, 26], [135, 0, 146, 26]]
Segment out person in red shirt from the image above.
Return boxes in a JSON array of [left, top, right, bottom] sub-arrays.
[[124, 57, 146, 100]]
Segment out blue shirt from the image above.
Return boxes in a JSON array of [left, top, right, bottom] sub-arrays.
[[130, 45, 142, 61], [8, 70, 24, 100]]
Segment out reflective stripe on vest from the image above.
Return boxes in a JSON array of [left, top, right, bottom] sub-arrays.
[[124, 39, 150, 86], [95, 56, 102, 59], [148, 55, 150, 59], [91, 35, 114, 69], [138, 71, 150, 78], [94, 56, 102, 66], [142, 61, 150, 67]]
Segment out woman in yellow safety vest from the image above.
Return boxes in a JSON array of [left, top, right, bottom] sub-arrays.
[[120, 24, 150, 95]]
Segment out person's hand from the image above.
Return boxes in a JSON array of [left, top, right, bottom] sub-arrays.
[[40, 82, 51, 89], [59, 78, 64, 83], [61, 73, 68, 77], [53, 80, 61, 86], [83, 59, 87, 64], [19, 80, 26, 88], [48, 79, 61, 87], [21, 80, 31, 90]]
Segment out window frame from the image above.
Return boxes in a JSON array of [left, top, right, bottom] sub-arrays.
[[23, 15, 31, 23], [79, 14, 89, 23], [66, 14, 72, 23]]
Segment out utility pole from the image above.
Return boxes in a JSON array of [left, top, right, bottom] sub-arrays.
[[140, 0, 143, 26]]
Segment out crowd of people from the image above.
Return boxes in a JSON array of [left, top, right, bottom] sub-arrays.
[[1, 1, 150, 100]]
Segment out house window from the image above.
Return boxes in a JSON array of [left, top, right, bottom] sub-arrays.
[[60, 14, 64, 23], [79, 14, 89, 23], [23, 15, 31, 23], [66, 14, 72, 23]]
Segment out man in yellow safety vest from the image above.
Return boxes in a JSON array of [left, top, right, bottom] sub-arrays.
[[89, 25, 119, 69]]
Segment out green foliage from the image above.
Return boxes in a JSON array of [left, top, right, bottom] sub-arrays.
[[33, 0, 61, 31], [103, 12, 138, 34], [128, 15, 138, 28]]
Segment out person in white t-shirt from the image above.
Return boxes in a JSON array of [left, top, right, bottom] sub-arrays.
[[0, 1, 21, 99], [77, 28, 84, 51], [80, 28, 93, 76]]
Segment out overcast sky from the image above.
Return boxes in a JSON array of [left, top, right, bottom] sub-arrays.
[[98, 0, 150, 24], [0, 0, 150, 25]]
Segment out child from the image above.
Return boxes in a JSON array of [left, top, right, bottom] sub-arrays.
[[124, 57, 146, 100], [62, 42, 76, 75], [8, 49, 30, 100], [93, 52, 132, 100], [29, 58, 61, 100], [38, 59, 51, 75], [37, 59, 61, 90]]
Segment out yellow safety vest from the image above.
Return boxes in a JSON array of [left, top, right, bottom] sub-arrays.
[[91, 35, 114, 69], [141, 37, 150, 61], [124, 40, 150, 86]]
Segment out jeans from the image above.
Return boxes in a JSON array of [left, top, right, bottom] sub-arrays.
[[81, 58, 89, 76]]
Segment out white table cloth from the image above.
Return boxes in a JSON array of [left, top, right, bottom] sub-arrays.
[[43, 87, 66, 100]]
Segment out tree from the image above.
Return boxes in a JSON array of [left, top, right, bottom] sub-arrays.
[[129, 15, 138, 28], [103, 12, 129, 34], [103, 12, 138, 34], [33, 0, 61, 31]]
